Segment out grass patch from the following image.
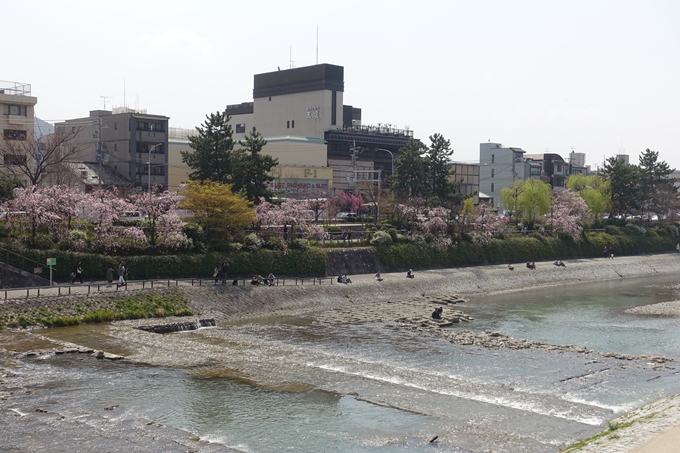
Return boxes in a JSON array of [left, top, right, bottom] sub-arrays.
[[560, 419, 638, 452]]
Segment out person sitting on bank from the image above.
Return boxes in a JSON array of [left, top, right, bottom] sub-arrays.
[[406, 269, 414, 279], [266, 273, 275, 286], [526, 261, 536, 270], [251, 275, 260, 285], [337, 274, 344, 283], [508, 263, 514, 271], [375, 272, 383, 282], [343, 274, 352, 284], [432, 306, 443, 320], [558, 260, 566, 267]]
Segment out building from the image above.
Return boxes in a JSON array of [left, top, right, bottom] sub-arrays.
[[0, 80, 37, 187], [479, 142, 541, 209], [448, 162, 480, 197], [221, 63, 419, 196], [524, 153, 568, 190], [56, 108, 169, 191]]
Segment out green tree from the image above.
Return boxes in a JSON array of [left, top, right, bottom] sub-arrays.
[[501, 179, 552, 225], [601, 157, 643, 216], [566, 174, 611, 220], [500, 180, 524, 222], [638, 148, 676, 215], [179, 180, 255, 238], [232, 128, 279, 204], [181, 110, 234, 183], [426, 133, 456, 200], [391, 139, 429, 198], [0, 174, 18, 202]]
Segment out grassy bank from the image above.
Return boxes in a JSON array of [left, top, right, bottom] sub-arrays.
[[0, 289, 193, 329]]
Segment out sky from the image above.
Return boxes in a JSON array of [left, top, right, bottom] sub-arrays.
[[5, 0, 680, 171]]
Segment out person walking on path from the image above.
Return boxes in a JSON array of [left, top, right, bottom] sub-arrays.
[[213, 265, 220, 285], [106, 265, 114, 284], [117, 263, 127, 287], [220, 262, 229, 285], [71, 261, 83, 284]]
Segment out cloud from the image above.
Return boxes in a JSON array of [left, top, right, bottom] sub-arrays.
[[141, 29, 211, 55]]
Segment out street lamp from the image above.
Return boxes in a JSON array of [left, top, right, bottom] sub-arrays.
[[147, 143, 163, 193], [377, 148, 394, 177]]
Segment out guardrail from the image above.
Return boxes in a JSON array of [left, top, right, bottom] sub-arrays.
[[0, 276, 336, 300]]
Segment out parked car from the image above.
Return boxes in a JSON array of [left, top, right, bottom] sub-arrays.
[[335, 212, 358, 220]]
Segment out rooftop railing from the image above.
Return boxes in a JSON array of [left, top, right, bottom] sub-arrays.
[[331, 124, 414, 138], [0, 80, 31, 96]]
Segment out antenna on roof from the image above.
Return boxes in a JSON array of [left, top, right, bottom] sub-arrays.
[[289, 45, 295, 69], [100, 96, 112, 110], [316, 25, 319, 65]]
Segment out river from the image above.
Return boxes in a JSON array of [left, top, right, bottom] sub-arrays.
[[2, 273, 680, 452]]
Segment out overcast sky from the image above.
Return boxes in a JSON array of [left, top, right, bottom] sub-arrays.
[[6, 0, 679, 171]]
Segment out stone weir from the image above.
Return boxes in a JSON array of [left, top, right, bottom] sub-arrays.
[[137, 318, 216, 334]]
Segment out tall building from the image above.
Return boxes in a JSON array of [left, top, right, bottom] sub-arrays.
[[56, 108, 169, 190], [222, 63, 418, 196], [479, 142, 541, 209], [0, 80, 37, 187]]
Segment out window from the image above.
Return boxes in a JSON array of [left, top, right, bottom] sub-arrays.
[[114, 122, 118, 130], [491, 168, 494, 178], [287, 120, 290, 129], [137, 122, 148, 131], [491, 183, 494, 192], [3, 105, 27, 116], [3, 129, 27, 141], [291, 120, 295, 128], [114, 143, 117, 151], [269, 97, 271, 101], [4, 154, 27, 165], [556, 163, 562, 173], [491, 154, 495, 163], [530, 167, 541, 176], [236, 123, 246, 133], [136, 143, 164, 154], [150, 122, 164, 132]]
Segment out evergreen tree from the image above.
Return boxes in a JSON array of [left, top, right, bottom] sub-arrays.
[[391, 139, 429, 198], [426, 133, 456, 200], [181, 110, 234, 183], [232, 128, 279, 204], [601, 157, 643, 216], [638, 148, 676, 215]]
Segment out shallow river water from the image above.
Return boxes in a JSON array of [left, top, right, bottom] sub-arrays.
[[5, 274, 680, 452]]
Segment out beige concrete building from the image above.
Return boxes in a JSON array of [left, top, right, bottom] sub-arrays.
[[0, 80, 37, 187], [56, 108, 169, 191]]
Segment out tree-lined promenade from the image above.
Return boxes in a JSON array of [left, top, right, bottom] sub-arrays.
[[0, 109, 676, 286]]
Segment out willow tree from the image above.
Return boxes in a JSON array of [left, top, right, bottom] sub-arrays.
[[503, 178, 552, 224], [566, 174, 612, 220]]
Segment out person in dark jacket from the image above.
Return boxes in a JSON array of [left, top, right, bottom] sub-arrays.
[[71, 261, 83, 284]]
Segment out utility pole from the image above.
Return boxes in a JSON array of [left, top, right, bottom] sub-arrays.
[[349, 140, 359, 191]]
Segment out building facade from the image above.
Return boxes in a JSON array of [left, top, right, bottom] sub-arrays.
[[479, 142, 538, 209], [221, 63, 418, 196], [56, 108, 169, 191], [0, 80, 37, 187]]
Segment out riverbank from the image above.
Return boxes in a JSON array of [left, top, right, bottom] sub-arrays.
[[2, 253, 680, 452]]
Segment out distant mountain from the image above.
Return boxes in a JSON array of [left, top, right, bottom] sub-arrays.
[[34, 117, 54, 138]]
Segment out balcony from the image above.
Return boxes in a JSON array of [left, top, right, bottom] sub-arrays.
[[0, 80, 31, 96], [136, 131, 166, 142]]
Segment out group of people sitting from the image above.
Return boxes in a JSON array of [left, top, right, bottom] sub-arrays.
[[553, 260, 566, 267], [431, 306, 443, 319], [526, 261, 536, 270], [337, 274, 352, 284], [251, 273, 276, 286]]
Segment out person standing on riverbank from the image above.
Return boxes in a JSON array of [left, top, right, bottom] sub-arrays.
[[117, 263, 126, 287], [106, 265, 114, 284], [220, 262, 229, 285]]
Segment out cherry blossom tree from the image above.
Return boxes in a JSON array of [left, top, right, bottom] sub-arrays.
[[470, 202, 506, 244], [131, 188, 180, 246], [550, 190, 589, 240]]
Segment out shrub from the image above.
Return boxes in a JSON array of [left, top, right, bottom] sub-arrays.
[[625, 223, 646, 235], [289, 238, 311, 250], [243, 233, 263, 252], [387, 228, 398, 242], [263, 235, 286, 250], [370, 231, 393, 246]]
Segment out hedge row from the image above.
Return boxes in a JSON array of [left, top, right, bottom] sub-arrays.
[[376, 226, 678, 270], [0, 244, 327, 282]]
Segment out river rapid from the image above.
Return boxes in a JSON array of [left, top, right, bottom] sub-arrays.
[[2, 271, 680, 452]]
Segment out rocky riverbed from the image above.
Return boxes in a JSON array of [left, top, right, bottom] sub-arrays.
[[2, 253, 680, 452]]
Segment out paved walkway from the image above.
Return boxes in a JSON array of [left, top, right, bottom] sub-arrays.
[[629, 425, 680, 453]]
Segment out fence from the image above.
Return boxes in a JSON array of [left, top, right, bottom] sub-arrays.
[[0, 276, 337, 300]]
